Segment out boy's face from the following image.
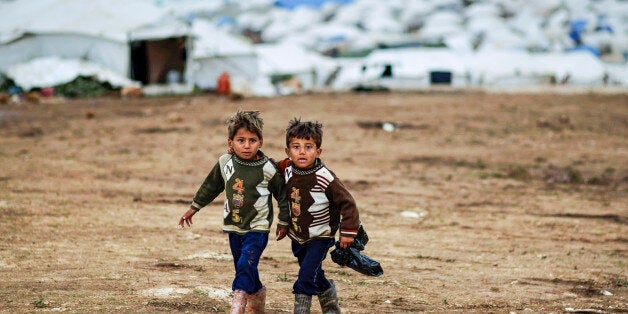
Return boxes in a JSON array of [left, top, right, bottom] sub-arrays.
[[285, 137, 321, 169], [228, 128, 262, 160]]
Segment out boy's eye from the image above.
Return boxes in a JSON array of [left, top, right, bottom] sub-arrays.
[[291, 145, 316, 151]]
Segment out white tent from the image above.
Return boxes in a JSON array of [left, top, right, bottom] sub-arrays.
[[0, 0, 167, 78], [527, 51, 608, 85], [5, 57, 138, 91], [255, 42, 337, 94], [353, 48, 470, 90], [420, 11, 464, 40], [0, 0, 260, 93], [471, 49, 549, 86], [190, 19, 258, 90], [605, 62, 628, 85], [471, 49, 608, 86]]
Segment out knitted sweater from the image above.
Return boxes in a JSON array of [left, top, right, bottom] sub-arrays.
[[191, 152, 290, 234], [283, 159, 360, 244]]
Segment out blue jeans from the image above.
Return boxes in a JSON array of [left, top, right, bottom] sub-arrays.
[[291, 238, 335, 295], [228, 232, 269, 294]]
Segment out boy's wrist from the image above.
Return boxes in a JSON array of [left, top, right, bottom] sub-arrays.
[[339, 229, 358, 238], [190, 201, 202, 211]]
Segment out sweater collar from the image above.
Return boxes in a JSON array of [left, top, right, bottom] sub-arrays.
[[233, 150, 268, 167], [292, 158, 324, 175]]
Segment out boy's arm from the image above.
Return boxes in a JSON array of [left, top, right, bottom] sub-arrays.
[[328, 177, 360, 248], [276, 158, 292, 237], [269, 170, 290, 228], [190, 162, 225, 211]]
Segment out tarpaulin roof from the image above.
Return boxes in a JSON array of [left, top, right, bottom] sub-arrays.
[[274, 0, 352, 10], [0, 0, 168, 44]]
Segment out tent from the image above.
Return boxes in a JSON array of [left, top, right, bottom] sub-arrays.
[[0, 0, 198, 92], [274, 0, 352, 10], [471, 49, 549, 86], [5, 57, 138, 91], [190, 19, 258, 90], [0, 0, 259, 93], [528, 51, 607, 85], [128, 16, 192, 86], [255, 42, 337, 95], [0, 0, 169, 79], [353, 48, 470, 90]]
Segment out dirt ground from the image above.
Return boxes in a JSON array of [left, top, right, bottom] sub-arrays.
[[0, 91, 626, 313]]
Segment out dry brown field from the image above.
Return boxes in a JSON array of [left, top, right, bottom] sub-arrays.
[[0, 91, 626, 313]]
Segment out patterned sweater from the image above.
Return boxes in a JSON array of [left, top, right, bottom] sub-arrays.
[[282, 159, 360, 244], [191, 152, 290, 234]]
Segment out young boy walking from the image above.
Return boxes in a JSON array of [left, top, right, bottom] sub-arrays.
[[276, 118, 360, 314], [179, 110, 290, 314]]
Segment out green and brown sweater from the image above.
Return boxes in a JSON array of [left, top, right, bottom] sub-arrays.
[[191, 152, 290, 234], [282, 158, 360, 244]]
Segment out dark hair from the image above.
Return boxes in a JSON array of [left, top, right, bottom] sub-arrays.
[[285, 117, 323, 148], [227, 110, 263, 140]]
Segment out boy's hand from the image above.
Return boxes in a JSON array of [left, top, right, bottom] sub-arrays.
[[340, 236, 354, 249], [276, 225, 288, 241], [178, 208, 197, 228]]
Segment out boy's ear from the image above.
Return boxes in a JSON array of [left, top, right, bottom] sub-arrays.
[[284, 147, 290, 157], [317, 148, 322, 157], [227, 138, 233, 149]]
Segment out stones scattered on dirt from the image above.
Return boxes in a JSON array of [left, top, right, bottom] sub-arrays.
[[141, 287, 191, 297], [537, 114, 573, 131], [166, 112, 183, 123], [357, 120, 430, 131], [400, 211, 427, 219], [184, 252, 233, 261], [18, 126, 43, 137], [133, 126, 191, 134]]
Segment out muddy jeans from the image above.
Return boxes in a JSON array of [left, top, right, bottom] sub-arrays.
[[228, 232, 269, 294], [292, 238, 335, 295]]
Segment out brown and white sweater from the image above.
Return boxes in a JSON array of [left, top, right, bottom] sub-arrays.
[[282, 159, 360, 244]]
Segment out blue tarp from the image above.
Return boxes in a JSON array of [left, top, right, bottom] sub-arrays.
[[569, 19, 587, 44], [568, 45, 601, 57], [274, 0, 352, 10]]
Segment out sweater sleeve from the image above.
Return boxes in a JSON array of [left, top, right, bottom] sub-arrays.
[[327, 176, 360, 238], [269, 168, 290, 227], [191, 162, 225, 211]]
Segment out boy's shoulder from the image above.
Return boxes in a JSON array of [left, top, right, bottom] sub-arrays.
[[218, 153, 233, 162], [277, 158, 292, 173]]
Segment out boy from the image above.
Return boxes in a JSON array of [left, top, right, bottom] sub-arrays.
[[179, 110, 290, 314], [276, 118, 360, 314]]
